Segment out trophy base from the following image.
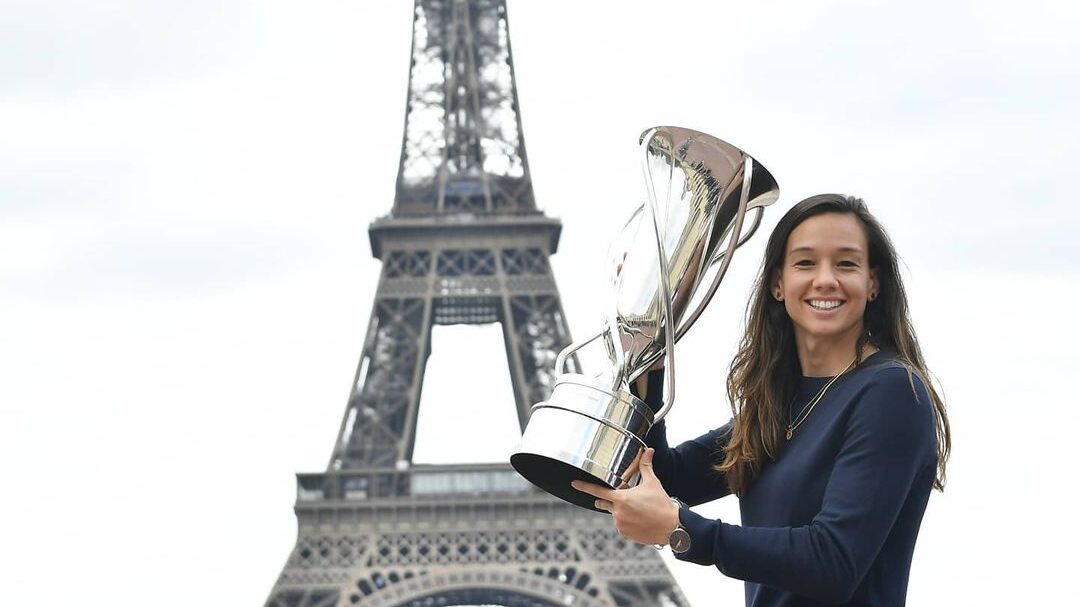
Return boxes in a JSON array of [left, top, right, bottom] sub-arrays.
[[511, 375, 653, 513], [510, 452, 626, 512]]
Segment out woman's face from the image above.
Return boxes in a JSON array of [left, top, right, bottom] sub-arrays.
[[774, 212, 878, 348]]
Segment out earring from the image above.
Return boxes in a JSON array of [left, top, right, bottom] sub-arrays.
[[869, 291, 877, 301], [774, 290, 783, 301]]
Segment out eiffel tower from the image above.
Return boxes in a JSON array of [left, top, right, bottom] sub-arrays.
[[265, 2, 691, 607]]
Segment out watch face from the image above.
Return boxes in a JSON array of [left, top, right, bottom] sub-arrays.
[[669, 528, 691, 554]]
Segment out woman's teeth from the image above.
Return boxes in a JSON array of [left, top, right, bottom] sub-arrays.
[[809, 299, 842, 310]]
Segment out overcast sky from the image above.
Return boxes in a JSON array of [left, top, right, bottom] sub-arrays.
[[2, 1, 1078, 605]]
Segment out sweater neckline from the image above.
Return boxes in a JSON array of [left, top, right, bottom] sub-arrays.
[[797, 348, 892, 392]]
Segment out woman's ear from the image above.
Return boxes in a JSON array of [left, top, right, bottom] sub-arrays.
[[772, 269, 784, 301], [868, 268, 880, 301]]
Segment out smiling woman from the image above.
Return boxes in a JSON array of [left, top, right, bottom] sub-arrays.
[[572, 194, 952, 607], [775, 212, 878, 367], [718, 194, 951, 495]]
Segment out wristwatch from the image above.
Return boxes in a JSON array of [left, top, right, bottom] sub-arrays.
[[667, 497, 691, 554]]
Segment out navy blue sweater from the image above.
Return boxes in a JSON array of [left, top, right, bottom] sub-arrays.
[[641, 350, 937, 606]]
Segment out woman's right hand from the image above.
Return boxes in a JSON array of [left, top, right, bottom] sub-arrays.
[[572, 449, 679, 545]]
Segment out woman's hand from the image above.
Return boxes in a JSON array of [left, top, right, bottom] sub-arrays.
[[614, 448, 644, 487], [570, 448, 680, 546]]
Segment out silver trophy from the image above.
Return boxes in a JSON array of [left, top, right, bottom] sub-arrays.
[[510, 126, 780, 511]]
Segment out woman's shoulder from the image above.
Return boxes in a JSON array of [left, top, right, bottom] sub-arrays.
[[848, 352, 937, 447], [858, 353, 930, 402]]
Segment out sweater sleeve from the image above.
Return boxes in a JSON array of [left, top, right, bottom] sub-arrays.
[[674, 367, 937, 604], [647, 421, 733, 506], [631, 369, 732, 506]]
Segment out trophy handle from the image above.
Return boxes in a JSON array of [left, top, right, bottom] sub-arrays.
[[717, 205, 764, 265], [555, 331, 603, 375], [672, 158, 757, 343], [639, 128, 678, 423]]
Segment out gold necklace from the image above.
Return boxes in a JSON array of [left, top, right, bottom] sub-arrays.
[[785, 356, 857, 441]]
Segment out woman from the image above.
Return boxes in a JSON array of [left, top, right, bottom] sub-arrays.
[[571, 194, 951, 606]]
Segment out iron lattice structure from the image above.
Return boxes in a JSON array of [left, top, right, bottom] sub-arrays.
[[265, 2, 690, 607]]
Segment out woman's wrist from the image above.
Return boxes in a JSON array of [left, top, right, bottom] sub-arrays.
[[666, 496, 682, 533]]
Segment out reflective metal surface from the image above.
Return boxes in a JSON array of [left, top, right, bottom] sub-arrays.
[[608, 127, 780, 388], [513, 127, 780, 511], [512, 375, 651, 511]]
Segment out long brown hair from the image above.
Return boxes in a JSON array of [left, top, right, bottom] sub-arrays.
[[717, 194, 951, 495]]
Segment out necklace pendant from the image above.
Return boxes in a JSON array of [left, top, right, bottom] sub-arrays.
[[785, 428, 792, 441]]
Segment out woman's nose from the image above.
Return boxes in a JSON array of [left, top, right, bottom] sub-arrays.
[[813, 267, 839, 288]]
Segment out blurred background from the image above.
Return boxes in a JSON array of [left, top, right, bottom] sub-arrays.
[[2, 0, 1077, 604]]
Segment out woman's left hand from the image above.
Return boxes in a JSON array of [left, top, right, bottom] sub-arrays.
[[571, 448, 680, 546]]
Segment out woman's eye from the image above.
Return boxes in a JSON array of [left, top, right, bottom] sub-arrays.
[[838, 260, 859, 268], [793, 259, 813, 267]]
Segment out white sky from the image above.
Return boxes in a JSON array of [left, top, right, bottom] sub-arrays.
[[2, 1, 1078, 605]]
